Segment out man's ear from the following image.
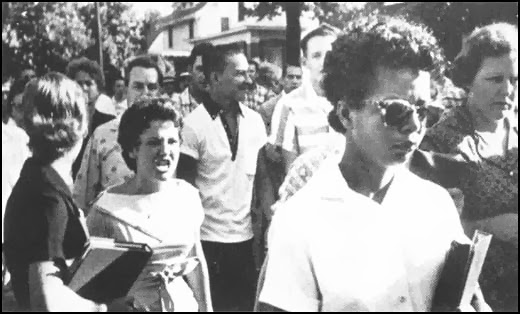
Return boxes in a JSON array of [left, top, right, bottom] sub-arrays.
[[129, 147, 137, 159], [210, 72, 220, 85], [337, 100, 352, 131]]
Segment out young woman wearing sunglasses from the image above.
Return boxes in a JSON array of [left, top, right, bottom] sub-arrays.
[[256, 16, 490, 312]]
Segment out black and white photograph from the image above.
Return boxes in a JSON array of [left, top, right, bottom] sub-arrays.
[[2, 2, 518, 312]]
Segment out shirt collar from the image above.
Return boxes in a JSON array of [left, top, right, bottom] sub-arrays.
[[203, 95, 244, 120], [309, 159, 410, 208], [21, 157, 73, 197]]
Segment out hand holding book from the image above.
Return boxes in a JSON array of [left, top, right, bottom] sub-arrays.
[[432, 230, 493, 312]]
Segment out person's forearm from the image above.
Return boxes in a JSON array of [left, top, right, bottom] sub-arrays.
[[30, 276, 104, 311], [29, 262, 106, 312], [256, 148, 276, 222], [185, 243, 212, 311]]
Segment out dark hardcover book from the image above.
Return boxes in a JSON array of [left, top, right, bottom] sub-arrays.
[[66, 236, 153, 303], [432, 230, 492, 311]]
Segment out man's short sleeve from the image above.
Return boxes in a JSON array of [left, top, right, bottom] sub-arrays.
[[180, 119, 201, 160], [259, 205, 320, 311], [281, 108, 298, 154]]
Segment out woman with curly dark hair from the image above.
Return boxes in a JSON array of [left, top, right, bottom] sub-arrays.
[[257, 16, 489, 312], [86, 97, 212, 311]]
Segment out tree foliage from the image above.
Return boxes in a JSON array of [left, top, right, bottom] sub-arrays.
[[245, 2, 518, 67], [78, 2, 150, 71], [2, 2, 162, 84], [3, 2, 91, 80], [392, 2, 519, 61]]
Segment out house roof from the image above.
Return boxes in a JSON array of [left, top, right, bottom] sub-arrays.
[[192, 25, 286, 44], [154, 2, 207, 30], [146, 3, 207, 50]]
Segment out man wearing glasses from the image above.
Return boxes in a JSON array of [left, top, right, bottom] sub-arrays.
[[73, 56, 162, 212]]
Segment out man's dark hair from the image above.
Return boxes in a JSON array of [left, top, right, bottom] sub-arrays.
[[283, 63, 302, 77], [188, 43, 216, 82], [125, 55, 163, 86]]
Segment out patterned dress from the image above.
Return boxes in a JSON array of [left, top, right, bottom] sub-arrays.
[[422, 103, 518, 312]]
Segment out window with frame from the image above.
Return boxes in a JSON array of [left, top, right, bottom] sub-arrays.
[[168, 26, 173, 48], [221, 17, 229, 32]]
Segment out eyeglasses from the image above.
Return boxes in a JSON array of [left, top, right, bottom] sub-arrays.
[[368, 98, 438, 130]]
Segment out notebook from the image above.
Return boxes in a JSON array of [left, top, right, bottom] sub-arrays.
[[432, 230, 493, 311], [66, 236, 153, 303]]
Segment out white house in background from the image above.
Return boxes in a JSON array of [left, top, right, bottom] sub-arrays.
[[147, 2, 318, 70]]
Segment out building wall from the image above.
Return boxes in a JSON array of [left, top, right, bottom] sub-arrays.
[[195, 2, 239, 38], [172, 22, 193, 52]]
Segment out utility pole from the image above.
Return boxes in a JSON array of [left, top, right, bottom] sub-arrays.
[[285, 2, 301, 67], [95, 2, 104, 73]]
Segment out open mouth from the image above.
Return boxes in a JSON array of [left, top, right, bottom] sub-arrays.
[[154, 158, 172, 172]]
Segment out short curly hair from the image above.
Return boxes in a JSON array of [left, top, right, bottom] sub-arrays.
[[118, 97, 182, 172], [322, 15, 446, 132], [451, 22, 518, 90], [23, 73, 88, 163], [66, 57, 105, 92]]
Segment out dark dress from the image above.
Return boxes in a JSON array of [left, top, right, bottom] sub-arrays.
[[422, 104, 518, 312], [72, 110, 115, 179], [3, 157, 89, 309]]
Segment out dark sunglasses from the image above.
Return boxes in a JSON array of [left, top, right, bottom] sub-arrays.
[[370, 98, 439, 130]]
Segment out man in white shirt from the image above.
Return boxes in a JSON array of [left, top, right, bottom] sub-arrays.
[[258, 64, 303, 135], [73, 56, 162, 212], [269, 25, 341, 174], [177, 47, 267, 311], [111, 77, 127, 117]]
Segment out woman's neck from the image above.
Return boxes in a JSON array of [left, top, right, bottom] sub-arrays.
[[469, 105, 505, 133], [339, 140, 396, 201], [131, 176, 170, 195], [49, 157, 74, 188]]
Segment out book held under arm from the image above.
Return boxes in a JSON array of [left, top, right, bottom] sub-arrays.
[[66, 236, 153, 303], [432, 230, 493, 311]]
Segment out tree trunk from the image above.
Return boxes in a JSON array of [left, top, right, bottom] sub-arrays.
[[285, 2, 301, 66]]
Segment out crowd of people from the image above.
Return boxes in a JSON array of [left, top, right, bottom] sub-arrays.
[[1, 13, 517, 312]]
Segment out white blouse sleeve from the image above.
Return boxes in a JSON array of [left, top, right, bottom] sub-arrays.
[[258, 205, 321, 312]]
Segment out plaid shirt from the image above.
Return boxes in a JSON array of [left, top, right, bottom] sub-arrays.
[[170, 88, 201, 119], [243, 84, 277, 112]]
